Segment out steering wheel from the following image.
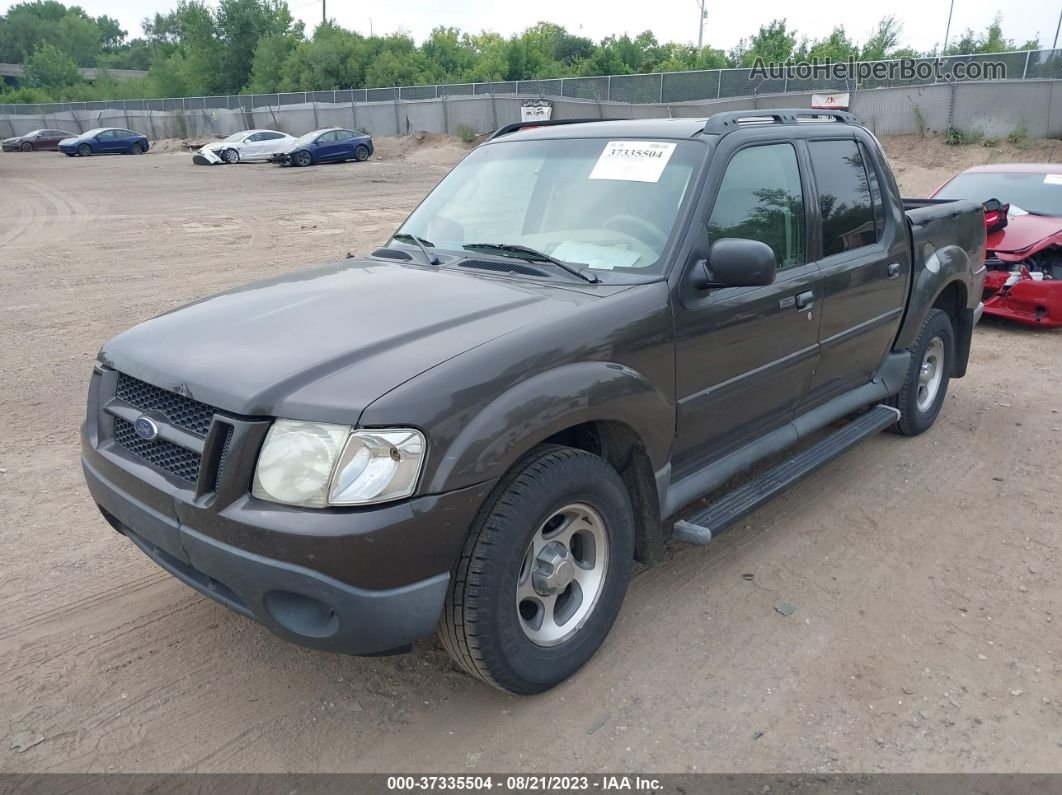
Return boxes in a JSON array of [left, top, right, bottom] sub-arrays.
[[602, 214, 668, 249]]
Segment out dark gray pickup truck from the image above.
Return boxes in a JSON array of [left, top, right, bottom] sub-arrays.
[[82, 110, 986, 694]]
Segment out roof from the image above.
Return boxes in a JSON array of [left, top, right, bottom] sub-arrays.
[[957, 163, 1062, 174], [490, 110, 861, 142], [496, 118, 711, 142]]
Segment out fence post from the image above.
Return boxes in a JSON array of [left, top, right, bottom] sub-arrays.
[[350, 93, 358, 132], [1022, 50, 1031, 79], [489, 80, 498, 130], [716, 70, 722, 98], [312, 93, 319, 128], [393, 87, 401, 135]]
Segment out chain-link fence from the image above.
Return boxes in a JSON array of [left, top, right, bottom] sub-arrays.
[[2, 48, 1059, 117]]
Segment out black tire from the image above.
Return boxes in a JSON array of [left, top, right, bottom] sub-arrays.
[[293, 149, 313, 167], [221, 147, 239, 164], [888, 308, 955, 436], [130, 142, 143, 155], [439, 445, 634, 695], [353, 144, 370, 162], [20, 141, 32, 152], [78, 143, 92, 157]]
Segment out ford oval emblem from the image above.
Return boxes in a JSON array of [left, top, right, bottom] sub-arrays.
[[134, 416, 159, 441]]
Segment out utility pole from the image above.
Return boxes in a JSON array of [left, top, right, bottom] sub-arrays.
[[322, 0, 326, 25], [1054, 7, 1060, 50], [695, 0, 707, 49], [941, 0, 955, 55]]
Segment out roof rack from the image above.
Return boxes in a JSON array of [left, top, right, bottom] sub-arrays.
[[700, 109, 858, 135], [489, 117, 605, 140]]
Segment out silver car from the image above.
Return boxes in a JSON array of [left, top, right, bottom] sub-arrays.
[[193, 129, 296, 165]]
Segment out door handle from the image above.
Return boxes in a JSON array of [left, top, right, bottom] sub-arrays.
[[887, 262, 901, 279], [795, 290, 815, 310]]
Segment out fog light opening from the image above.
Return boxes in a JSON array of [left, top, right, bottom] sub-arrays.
[[263, 590, 340, 639]]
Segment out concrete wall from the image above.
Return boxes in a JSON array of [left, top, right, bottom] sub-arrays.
[[2, 80, 1059, 142]]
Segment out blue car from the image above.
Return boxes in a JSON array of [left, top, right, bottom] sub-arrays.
[[58, 127, 150, 157], [272, 128, 374, 167]]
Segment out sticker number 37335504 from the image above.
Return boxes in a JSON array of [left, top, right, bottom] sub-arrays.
[[589, 141, 677, 183]]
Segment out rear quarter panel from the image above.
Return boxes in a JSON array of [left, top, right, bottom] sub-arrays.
[[895, 199, 986, 350]]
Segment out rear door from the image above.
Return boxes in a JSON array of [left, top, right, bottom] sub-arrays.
[[671, 140, 822, 477], [800, 136, 911, 406]]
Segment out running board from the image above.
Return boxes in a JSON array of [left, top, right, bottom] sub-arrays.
[[672, 405, 900, 546]]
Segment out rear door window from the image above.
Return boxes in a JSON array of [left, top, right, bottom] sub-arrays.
[[808, 140, 879, 257]]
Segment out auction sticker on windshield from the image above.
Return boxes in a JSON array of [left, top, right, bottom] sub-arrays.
[[589, 141, 677, 183]]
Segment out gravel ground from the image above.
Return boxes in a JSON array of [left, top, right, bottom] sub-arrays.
[[0, 137, 1059, 773]]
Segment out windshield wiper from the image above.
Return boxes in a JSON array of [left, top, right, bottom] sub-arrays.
[[463, 243, 599, 284], [392, 232, 440, 265]]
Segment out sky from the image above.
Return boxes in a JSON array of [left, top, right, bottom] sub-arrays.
[[6, 0, 1060, 55]]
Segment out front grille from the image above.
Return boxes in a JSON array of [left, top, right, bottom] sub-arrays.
[[113, 416, 201, 483], [116, 373, 215, 437]]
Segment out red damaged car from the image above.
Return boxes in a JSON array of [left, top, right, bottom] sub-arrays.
[[932, 163, 1062, 328]]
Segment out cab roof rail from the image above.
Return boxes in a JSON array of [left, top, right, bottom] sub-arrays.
[[489, 118, 605, 140], [700, 109, 858, 135]]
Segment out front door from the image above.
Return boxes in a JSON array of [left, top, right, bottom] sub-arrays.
[[671, 141, 822, 478]]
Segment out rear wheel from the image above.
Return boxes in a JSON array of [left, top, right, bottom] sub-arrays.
[[439, 445, 634, 694], [221, 147, 239, 164], [20, 141, 32, 152], [888, 308, 955, 436], [354, 144, 370, 162], [292, 150, 313, 167], [78, 143, 92, 157]]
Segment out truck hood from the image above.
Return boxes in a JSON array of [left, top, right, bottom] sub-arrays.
[[988, 214, 1062, 254], [99, 258, 600, 422]]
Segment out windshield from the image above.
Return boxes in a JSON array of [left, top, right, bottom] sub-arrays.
[[223, 131, 249, 142], [295, 130, 321, 145], [396, 137, 702, 277], [935, 171, 1062, 217], [82, 128, 106, 137]]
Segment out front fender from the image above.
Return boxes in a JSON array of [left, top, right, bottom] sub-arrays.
[[425, 362, 674, 494]]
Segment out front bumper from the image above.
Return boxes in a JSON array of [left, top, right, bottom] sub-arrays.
[[982, 276, 1062, 328], [193, 148, 223, 165], [82, 428, 494, 655]]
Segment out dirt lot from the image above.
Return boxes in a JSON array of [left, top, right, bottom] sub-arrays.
[[1, 134, 1060, 774]]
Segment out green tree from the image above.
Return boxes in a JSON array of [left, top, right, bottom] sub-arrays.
[[23, 40, 82, 87], [806, 26, 858, 62], [860, 15, 903, 60], [730, 19, 802, 67], [216, 0, 301, 92]]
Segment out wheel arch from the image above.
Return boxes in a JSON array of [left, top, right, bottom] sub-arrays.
[[419, 362, 672, 564]]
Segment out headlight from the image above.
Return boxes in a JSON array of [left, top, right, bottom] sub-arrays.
[[251, 420, 425, 508]]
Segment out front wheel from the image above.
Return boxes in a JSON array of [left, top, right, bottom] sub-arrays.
[[221, 147, 239, 164], [20, 141, 32, 152], [292, 150, 313, 167], [439, 446, 634, 694], [888, 308, 955, 436], [353, 144, 370, 162], [130, 142, 144, 155], [78, 143, 92, 157]]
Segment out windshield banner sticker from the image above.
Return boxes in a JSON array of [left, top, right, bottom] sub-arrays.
[[589, 141, 677, 183]]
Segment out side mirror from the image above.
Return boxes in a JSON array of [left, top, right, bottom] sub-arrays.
[[696, 238, 777, 289]]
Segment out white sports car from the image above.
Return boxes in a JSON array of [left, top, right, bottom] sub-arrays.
[[193, 129, 296, 165]]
